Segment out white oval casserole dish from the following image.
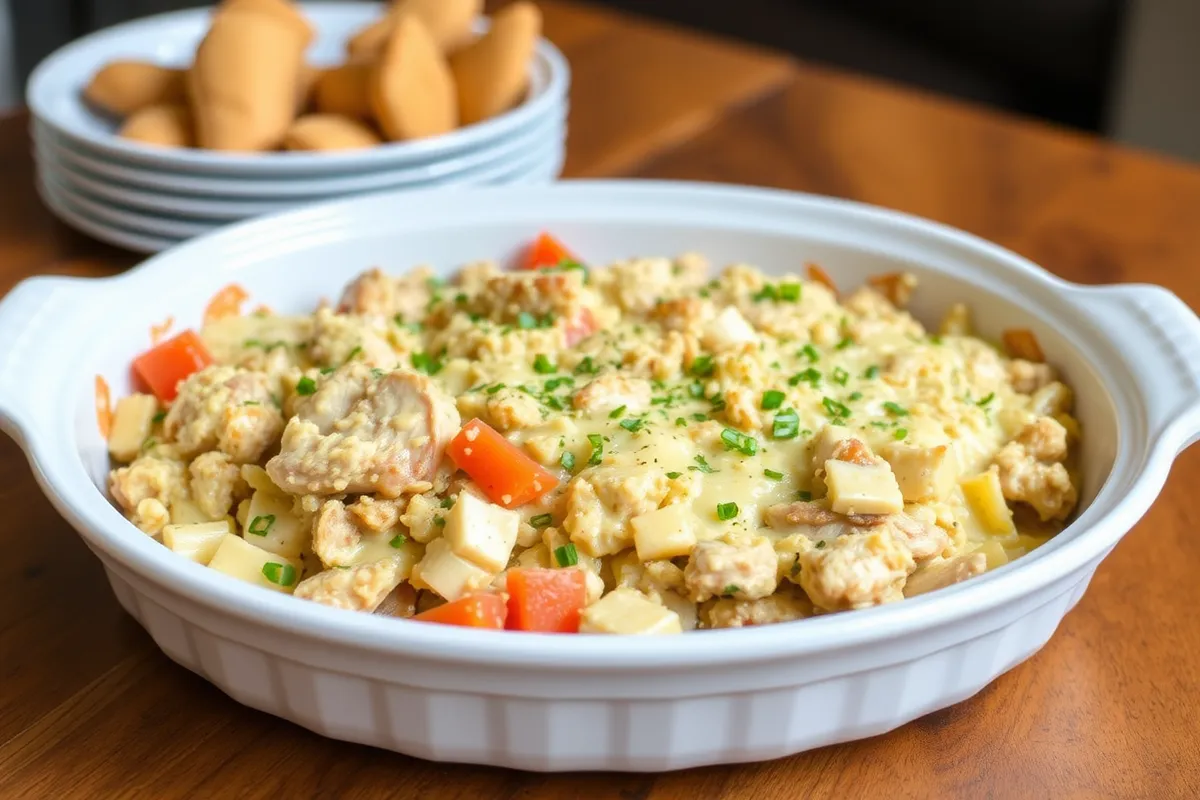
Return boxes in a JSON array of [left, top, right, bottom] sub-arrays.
[[1, 181, 1198, 772]]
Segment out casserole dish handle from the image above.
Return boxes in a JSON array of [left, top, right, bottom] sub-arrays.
[[1076, 283, 1200, 453], [0, 275, 92, 445]]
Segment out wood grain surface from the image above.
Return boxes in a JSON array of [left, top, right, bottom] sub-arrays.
[[2, 2, 1200, 798]]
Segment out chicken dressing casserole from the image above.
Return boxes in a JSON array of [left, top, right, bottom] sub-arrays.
[[103, 233, 1080, 634]]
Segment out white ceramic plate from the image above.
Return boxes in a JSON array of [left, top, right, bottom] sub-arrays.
[[33, 110, 567, 215], [3, 182, 1198, 771], [27, 3, 569, 176], [36, 169, 175, 253]]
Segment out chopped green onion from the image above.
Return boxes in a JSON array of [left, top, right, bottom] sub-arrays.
[[720, 427, 758, 456], [690, 454, 717, 474], [716, 502, 739, 521], [691, 412, 708, 422], [344, 345, 363, 364], [533, 354, 556, 374], [894, 427, 909, 440], [723, 584, 740, 595], [608, 405, 627, 419], [761, 390, 785, 410], [883, 401, 909, 417], [389, 533, 407, 548], [261, 562, 295, 586], [574, 356, 599, 375], [675, 417, 687, 427], [778, 282, 801, 301], [835, 337, 853, 350], [789, 368, 821, 388], [690, 355, 715, 377], [411, 351, 444, 375], [773, 409, 800, 439], [151, 411, 166, 424], [822, 397, 851, 419], [800, 344, 820, 363], [530, 513, 554, 528], [832, 367, 849, 386], [709, 397, 727, 412], [247, 514, 275, 536], [864, 365, 881, 379], [544, 376, 574, 391], [560, 451, 576, 472], [587, 433, 604, 466], [666, 471, 682, 479], [554, 543, 579, 567], [485, 382, 506, 395], [848, 391, 863, 401], [764, 468, 784, 480], [620, 418, 646, 433], [295, 377, 317, 396], [688, 382, 705, 399], [976, 392, 996, 408]]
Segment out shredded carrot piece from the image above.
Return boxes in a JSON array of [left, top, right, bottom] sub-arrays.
[[806, 263, 839, 296], [95, 375, 113, 439], [149, 316, 175, 345], [203, 284, 249, 326], [1002, 328, 1045, 362]]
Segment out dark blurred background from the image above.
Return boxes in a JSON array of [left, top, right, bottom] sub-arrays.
[[3, 0, 1197, 161]]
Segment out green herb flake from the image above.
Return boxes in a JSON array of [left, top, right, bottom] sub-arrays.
[[848, 391, 863, 401], [247, 514, 276, 536], [411, 352, 444, 375], [151, 411, 166, 424], [261, 562, 296, 586], [554, 543, 579, 567], [822, 397, 851, 419], [690, 454, 717, 474], [530, 513, 554, 528], [864, 365, 881, 379], [720, 427, 758, 456], [608, 405, 627, 419], [778, 282, 801, 302], [343, 345, 363, 364], [764, 468, 785, 480], [835, 337, 854, 351], [485, 382, 506, 395], [752, 284, 779, 303], [587, 433, 604, 466], [800, 344, 820, 363], [675, 417, 687, 427], [723, 584, 740, 595], [517, 311, 538, 330], [976, 392, 996, 408], [832, 367, 849, 386], [574, 356, 599, 375], [690, 355, 715, 377], [620, 417, 646, 433], [789, 368, 822, 388], [894, 427, 909, 440], [691, 412, 708, 422], [295, 377, 317, 396], [389, 533, 407, 548], [688, 382, 706, 399], [883, 401, 909, 417], [761, 390, 785, 410], [716, 502, 739, 521], [773, 409, 801, 439], [560, 451, 576, 472], [533, 354, 557, 374], [816, 540, 827, 549], [666, 471, 682, 479]]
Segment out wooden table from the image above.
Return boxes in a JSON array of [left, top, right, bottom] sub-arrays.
[[3, 2, 1199, 797]]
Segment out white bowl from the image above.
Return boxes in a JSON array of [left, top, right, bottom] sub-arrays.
[[27, 2, 569, 176], [2, 182, 1197, 771], [32, 110, 566, 215], [36, 169, 177, 253]]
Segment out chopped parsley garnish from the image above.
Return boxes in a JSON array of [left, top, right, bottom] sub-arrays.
[[261, 562, 295, 586], [761, 390, 785, 410], [433, 516, 446, 527], [620, 417, 646, 433], [530, 513, 554, 528], [319, 366, 335, 375], [370, 368, 385, 379], [835, 337, 854, 350], [560, 451, 576, 472], [720, 427, 758, 456], [894, 427, 909, 440], [554, 543, 579, 567], [690, 355, 715, 377], [691, 412, 708, 422], [151, 411, 166, 424], [716, 502, 739, 521], [723, 584, 740, 595], [411, 351, 444, 375], [688, 382, 705, 399], [848, 391, 863, 401], [797, 490, 813, 501], [295, 377, 317, 396], [574, 356, 599, 375], [247, 514, 275, 536], [533, 354, 556, 374], [485, 382, 506, 394], [389, 533, 407, 548], [779, 282, 801, 301], [822, 397, 851, 419], [440, 497, 455, 509], [666, 471, 682, 479], [608, 405, 627, 419], [800, 344, 820, 363], [832, 367, 849, 386], [544, 376, 574, 391], [976, 392, 996, 408], [710, 396, 727, 412], [343, 345, 363, 364], [587, 433, 604, 466], [883, 401, 909, 417], [773, 409, 800, 439], [690, 454, 717, 474], [675, 417, 687, 427], [864, 365, 881, 379], [789, 368, 821, 388], [764, 468, 784, 480], [752, 284, 778, 302]]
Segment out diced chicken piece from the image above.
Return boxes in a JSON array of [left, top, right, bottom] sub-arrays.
[[307, 307, 398, 368], [579, 588, 683, 635], [399, 493, 442, 543], [1012, 416, 1069, 462], [798, 530, 915, 611], [485, 388, 543, 431], [266, 366, 460, 497], [563, 465, 670, 557], [572, 375, 652, 416], [824, 459, 905, 516], [960, 467, 1017, 535], [762, 500, 947, 562], [410, 537, 493, 601], [347, 495, 403, 532], [701, 306, 759, 352], [602, 257, 677, 314], [109, 456, 188, 535], [683, 538, 778, 602], [904, 552, 988, 597], [312, 499, 363, 567], [762, 500, 887, 533], [108, 393, 158, 463], [888, 512, 952, 561], [293, 555, 410, 612], [163, 366, 281, 461], [703, 590, 813, 629], [881, 442, 958, 503], [631, 503, 698, 561], [993, 448, 1077, 523], [188, 451, 246, 520], [443, 492, 519, 572], [1008, 359, 1056, 394], [336, 266, 435, 324], [650, 297, 713, 334], [480, 269, 592, 325]]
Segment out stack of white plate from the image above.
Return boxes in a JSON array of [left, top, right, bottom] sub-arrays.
[[27, 2, 570, 253]]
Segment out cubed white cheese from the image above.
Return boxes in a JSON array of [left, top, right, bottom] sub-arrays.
[[207, 534, 301, 594], [244, 490, 308, 558], [824, 459, 905, 515], [410, 537, 494, 601], [162, 520, 232, 565], [881, 443, 958, 503], [631, 504, 697, 561], [443, 492, 519, 572], [701, 306, 759, 351], [107, 394, 158, 463], [579, 588, 683, 634]]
